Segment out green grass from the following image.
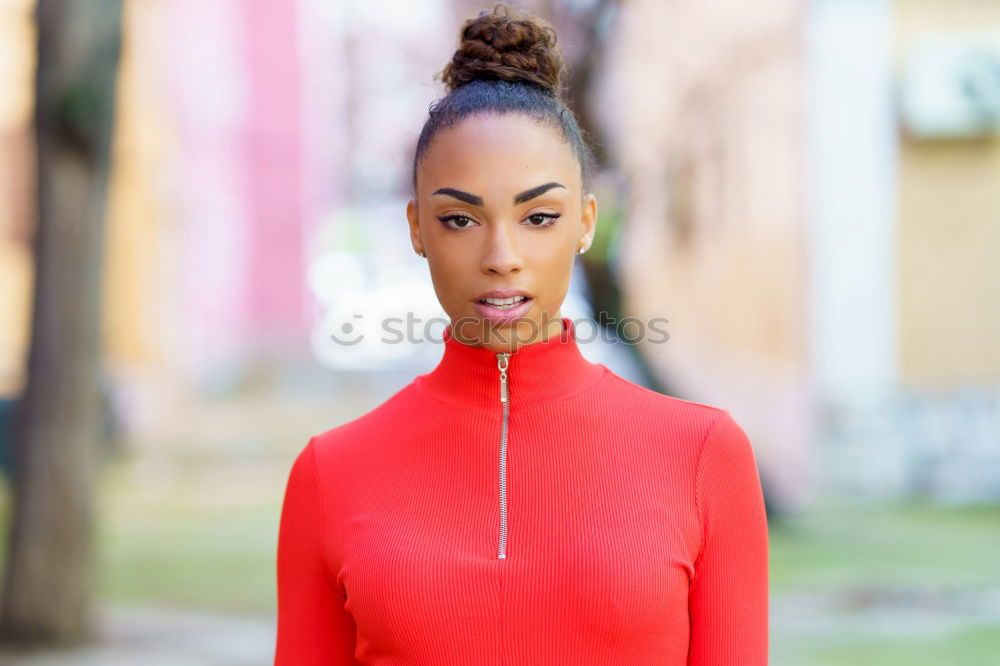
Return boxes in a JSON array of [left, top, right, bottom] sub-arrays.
[[769, 496, 1000, 666], [2, 462, 999, 664], [96, 501, 281, 616], [92, 457, 283, 616], [770, 496, 1000, 591], [775, 624, 1000, 666]]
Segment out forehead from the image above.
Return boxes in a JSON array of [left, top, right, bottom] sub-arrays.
[[418, 113, 579, 195]]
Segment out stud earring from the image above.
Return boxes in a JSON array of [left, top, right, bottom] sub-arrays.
[[417, 250, 425, 258]]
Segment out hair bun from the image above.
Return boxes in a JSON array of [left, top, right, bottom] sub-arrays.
[[438, 3, 566, 98]]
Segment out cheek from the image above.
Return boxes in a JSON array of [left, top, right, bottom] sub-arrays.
[[522, 217, 577, 255], [426, 254, 473, 309], [524, 244, 575, 297]]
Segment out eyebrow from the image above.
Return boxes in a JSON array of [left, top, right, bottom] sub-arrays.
[[432, 181, 566, 207]]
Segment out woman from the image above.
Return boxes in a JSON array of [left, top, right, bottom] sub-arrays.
[[274, 4, 768, 664]]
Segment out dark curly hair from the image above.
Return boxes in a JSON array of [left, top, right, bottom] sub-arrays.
[[411, 3, 597, 197]]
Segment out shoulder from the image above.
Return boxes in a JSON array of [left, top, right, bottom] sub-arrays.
[[590, 368, 758, 503], [690, 405, 759, 503], [597, 367, 759, 475], [596, 366, 734, 441], [308, 380, 424, 462]]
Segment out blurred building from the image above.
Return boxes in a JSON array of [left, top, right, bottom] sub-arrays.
[[889, 0, 1000, 502], [1, 0, 997, 505], [597, 0, 1000, 509], [0, 0, 457, 437], [595, 0, 809, 510], [0, 0, 34, 398]]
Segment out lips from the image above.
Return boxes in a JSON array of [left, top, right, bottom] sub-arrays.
[[475, 288, 532, 303], [479, 295, 528, 308], [473, 289, 533, 325]]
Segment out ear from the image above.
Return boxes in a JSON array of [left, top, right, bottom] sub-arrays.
[[579, 192, 597, 252], [406, 198, 423, 254]]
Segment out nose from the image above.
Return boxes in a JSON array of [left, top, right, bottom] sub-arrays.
[[480, 222, 524, 275]]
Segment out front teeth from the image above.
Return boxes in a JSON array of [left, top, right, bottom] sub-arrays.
[[482, 296, 527, 309]]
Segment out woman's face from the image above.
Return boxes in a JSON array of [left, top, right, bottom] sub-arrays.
[[407, 113, 597, 353]]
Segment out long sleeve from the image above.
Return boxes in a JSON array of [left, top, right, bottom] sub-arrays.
[[274, 437, 361, 665], [687, 411, 770, 665]]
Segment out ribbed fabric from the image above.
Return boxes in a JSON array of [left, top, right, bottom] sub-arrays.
[[274, 317, 769, 665]]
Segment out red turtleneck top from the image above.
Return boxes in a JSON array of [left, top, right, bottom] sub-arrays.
[[274, 317, 769, 665]]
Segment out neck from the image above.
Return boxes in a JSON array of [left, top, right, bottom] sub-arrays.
[[448, 313, 566, 353], [417, 316, 606, 410]]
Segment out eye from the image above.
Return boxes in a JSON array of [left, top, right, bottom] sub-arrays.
[[437, 214, 479, 231], [524, 212, 561, 228]]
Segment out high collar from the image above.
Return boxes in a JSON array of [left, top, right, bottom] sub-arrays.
[[417, 316, 606, 410]]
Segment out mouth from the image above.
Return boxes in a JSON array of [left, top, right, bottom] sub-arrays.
[[472, 293, 534, 324], [476, 295, 531, 310]]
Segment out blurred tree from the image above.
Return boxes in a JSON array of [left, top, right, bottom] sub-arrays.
[[544, 0, 674, 394], [0, 0, 122, 646], [547, 0, 620, 293]]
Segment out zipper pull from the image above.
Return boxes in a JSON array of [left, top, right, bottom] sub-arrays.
[[497, 352, 510, 403]]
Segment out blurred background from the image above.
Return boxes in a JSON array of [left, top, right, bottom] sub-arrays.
[[0, 0, 998, 663]]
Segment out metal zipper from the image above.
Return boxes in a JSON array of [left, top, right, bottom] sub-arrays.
[[496, 351, 511, 559]]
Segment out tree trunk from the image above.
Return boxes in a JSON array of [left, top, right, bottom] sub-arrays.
[[0, 0, 122, 646]]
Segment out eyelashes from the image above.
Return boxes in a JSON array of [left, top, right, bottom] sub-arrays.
[[525, 213, 562, 228], [437, 212, 562, 231], [436, 214, 476, 230]]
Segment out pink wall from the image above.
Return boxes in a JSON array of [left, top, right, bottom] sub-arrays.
[[167, 0, 306, 386], [241, 1, 305, 347]]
